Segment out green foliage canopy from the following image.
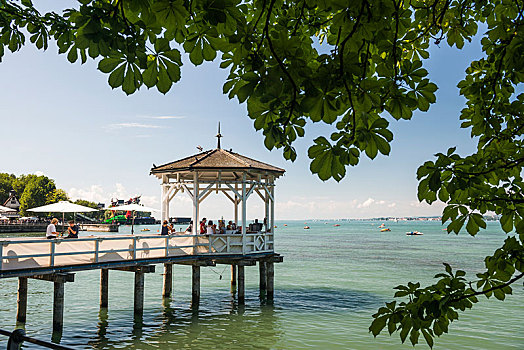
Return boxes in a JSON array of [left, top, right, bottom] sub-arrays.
[[0, 173, 70, 215], [1, 0, 523, 347]]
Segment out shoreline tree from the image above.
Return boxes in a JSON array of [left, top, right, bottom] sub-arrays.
[[1, 0, 522, 346]]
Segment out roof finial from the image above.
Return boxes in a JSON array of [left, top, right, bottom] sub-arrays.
[[216, 122, 222, 149]]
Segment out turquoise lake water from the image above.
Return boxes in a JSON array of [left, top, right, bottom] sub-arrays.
[[0, 220, 522, 349]]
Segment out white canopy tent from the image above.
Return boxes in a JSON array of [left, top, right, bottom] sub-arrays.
[[0, 205, 13, 212], [106, 203, 159, 234], [27, 201, 98, 229]]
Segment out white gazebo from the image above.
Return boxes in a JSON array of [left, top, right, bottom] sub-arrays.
[[150, 137, 285, 255]]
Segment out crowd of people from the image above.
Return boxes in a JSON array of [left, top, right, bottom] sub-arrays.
[[43, 217, 262, 239], [159, 218, 241, 235], [198, 218, 238, 234]]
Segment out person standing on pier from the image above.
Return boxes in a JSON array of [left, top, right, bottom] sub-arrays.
[[161, 220, 169, 235], [46, 218, 59, 239], [200, 218, 207, 234], [66, 220, 79, 238]]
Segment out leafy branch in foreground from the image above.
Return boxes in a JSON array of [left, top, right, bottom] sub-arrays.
[[370, 238, 524, 348], [1, 0, 524, 347]]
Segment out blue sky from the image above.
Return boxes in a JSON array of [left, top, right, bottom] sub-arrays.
[[0, 14, 483, 219]]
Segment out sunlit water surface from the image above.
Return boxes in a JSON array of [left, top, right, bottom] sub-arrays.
[[0, 221, 522, 349]]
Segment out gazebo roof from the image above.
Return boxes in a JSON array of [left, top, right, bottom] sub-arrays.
[[150, 148, 285, 176]]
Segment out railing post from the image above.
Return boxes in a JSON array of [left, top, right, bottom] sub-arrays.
[[132, 237, 137, 260], [49, 241, 55, 267], [0, 242, 3, 270], [94, 239, 100, 263], [208, 236, 212, 253]]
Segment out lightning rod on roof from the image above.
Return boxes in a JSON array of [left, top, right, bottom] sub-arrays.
[[216, 122, 223, 149]]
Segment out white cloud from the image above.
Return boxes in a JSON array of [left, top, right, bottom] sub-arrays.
[[106, 122, 161, 130], [34, 171, 45, 176], [68, 185, 106, 203], [358, 197, 375, 208], [388, 202, 397, 208]]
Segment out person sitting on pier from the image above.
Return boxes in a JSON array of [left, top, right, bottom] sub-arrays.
[[206, 220, 216, 234], [185, 220, 193, 233], [168, 223, 175, 234], [200, 218, 207, 234], [218, 220, 226, 234], [161, 220, 169, 235], [66, 220, 79, 238], [46, 218, 59, 239], [227, 220, 236, 230]]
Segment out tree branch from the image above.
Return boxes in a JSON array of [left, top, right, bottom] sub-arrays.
[[452, 272, 524, 302], [264, 0, 298, 128]]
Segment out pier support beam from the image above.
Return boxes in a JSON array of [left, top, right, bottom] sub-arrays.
[[109, 265, 155, 318], [16, 277, 28, 323], [100, 269, 109, 308], [237, 265, 245, 304], [134, 270, 145, 317], [259, 261, 267, 297], [267, 262, 274, 300], [163, 263, 173, 298], [30, 273, 74, 333], [231, 265, 237, 288], [192, 265, 200, 307], [53, 281, 65, 333]]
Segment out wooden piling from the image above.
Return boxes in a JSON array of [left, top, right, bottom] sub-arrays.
[[53, 281, 65, 333], [100, 269, 109, 308], [16, 277, 28, 323], [259, 261, 267, 296], [237, 265, 245, 304], [231, 265, 237, 287], [192, 265, 200, 307], [134, 270, 145, 317], [267, 262, 274, 300], [163, 263, 173, 298]]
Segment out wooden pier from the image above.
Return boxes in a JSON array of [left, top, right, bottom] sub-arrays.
[[0, 233, 282, 333], [1, 137, 286, 336]]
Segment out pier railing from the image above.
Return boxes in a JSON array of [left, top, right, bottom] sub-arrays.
[[0, 233, 274, 272]]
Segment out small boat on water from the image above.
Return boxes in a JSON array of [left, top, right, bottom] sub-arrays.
[[380, 228, 391, 232], [284, 224, 288, 226], [406, 231, 423, 236], [141, 228, 150, 232], [378, 223, 385, 228], [334, 224, 340, 227], [304, 226, 310, 229]]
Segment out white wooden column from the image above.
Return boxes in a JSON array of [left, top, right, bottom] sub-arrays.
[[241, 172, 247, 254], [270, 176, 275, 236], [234, 183, 239, 226], [192, 172, 199, 254], [161, 175, 169, 222], [264, 178, 270, 232]]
